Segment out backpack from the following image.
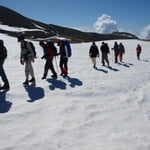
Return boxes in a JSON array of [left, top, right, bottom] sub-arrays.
[[25, 41, 36, 58], [63, 39, 72, 57], [46, 40, 57, 56]]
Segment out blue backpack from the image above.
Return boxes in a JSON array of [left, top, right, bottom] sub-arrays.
[[63, 40, 72, 57]]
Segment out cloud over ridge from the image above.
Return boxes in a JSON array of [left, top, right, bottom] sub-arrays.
[[140, 25, 150, 39], [93, 14, 117, 34]]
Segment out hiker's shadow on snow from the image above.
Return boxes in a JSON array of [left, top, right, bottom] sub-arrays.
[[118, 62, 133, 68], [106, 66, 120, 71], [95, 67, 108, 73], [141, 59, 149, 62], [0, 91, 12, 113], [47, 78, 67, 90], [66, 76, 83, 88], [24, 84, 45, 103]]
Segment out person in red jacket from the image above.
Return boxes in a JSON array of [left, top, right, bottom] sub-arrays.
[[39, 41, 57, 79], [136, 44, 142, 60], [118, 42, 125, 62]]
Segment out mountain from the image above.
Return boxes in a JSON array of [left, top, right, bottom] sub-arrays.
[[0, 6, 139, 42]]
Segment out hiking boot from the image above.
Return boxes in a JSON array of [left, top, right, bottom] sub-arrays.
[[63, 74, 68, 78], [42, 73, 47, 80], [60, 73, 63, 76], [51, 74, 57, 78], [29, 77, 35, 83], [42, 76, 46, 80], [23, 80, 29, 86], [0, 84, 10, 90]]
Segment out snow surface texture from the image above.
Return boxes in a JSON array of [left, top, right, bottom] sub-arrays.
[[0, 33, 150, 150]]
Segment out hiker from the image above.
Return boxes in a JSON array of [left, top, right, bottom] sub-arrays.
[[136, 44, 142, 60], [0, 40, 10, 90], [57, 40, 70, 77], [39, 41, 57, 79], [89, 41, 99, 68], [17, 35, 36, 86], [100, 42, 110, 66], [118, 42, 125, 62], [112, 41, 119, 63]]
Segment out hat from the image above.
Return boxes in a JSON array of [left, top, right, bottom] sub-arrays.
[[17, 35, 24, 42]]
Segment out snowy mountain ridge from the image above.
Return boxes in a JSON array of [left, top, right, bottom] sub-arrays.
[[0, 6, 138, 42]]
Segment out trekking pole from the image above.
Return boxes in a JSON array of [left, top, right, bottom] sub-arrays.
[[111, 48, 114, 63], [54, 56, 59, 74]]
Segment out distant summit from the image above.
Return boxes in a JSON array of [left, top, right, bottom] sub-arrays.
[[0, 6, 139, 42]]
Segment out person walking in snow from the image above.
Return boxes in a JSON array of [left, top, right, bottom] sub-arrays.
[[112, 41, 119, 63], [0, 40, 10, 90], [89, 41, 99, 68], [39, 41, 57, 79], [136, 44, 142, 60], [57, 40, 69, 77], [118, 42, 125, 62], [100, 42, 110, 66], [18, 35, 36, 86]]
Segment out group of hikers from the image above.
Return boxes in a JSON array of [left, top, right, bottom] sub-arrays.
[[0, 36, 142, 91], [89, 41, 142, 68], [0, 36, 71, 90]]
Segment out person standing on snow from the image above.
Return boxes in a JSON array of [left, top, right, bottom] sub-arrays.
[[89, 41, 99, 68], [39, 41, 57, 79], [118, 42, 125, 62], [57, 40, 69, 77], [100, 42, 110, 66], [17, 35, 36, 86], [112, 41, 119, 63], [0, 40, 10, 90], [136, 44, 142, 60]]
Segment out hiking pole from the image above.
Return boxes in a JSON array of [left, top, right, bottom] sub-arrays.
[[111, 48, 114, 63], [54, 56, 59, 74]]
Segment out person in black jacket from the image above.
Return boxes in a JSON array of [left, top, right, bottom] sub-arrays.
[[0, 40, 10, 90], [112, 41, 119, 63], [89, 42, 99, 68], [100, 42, 110, 66], [57, 40, 69, 77]]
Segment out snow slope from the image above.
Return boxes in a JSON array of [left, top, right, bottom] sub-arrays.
[[0, 33, 150, 150]]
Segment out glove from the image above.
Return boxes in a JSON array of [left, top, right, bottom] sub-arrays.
[[20, 59, 24, 65], [32, 58, 34, 63]]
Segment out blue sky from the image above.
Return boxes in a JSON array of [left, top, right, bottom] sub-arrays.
[[0, 0, 150, 38]]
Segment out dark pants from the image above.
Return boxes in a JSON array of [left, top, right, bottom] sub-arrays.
[[60, 57, 68, 75], [137, 52, 141, 60], [101, 53, 109, 66], [114, 52, 119, 63], [0, 59, 9, 86], [43, 59, 57, 77]]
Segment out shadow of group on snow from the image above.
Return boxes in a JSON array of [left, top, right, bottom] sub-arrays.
[[47, 76, 83, 90], [95, 61, 134, 73]]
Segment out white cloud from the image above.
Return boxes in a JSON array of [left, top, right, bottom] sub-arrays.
[[93, 14, 117, 33], [140, 25, 150, 39]]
